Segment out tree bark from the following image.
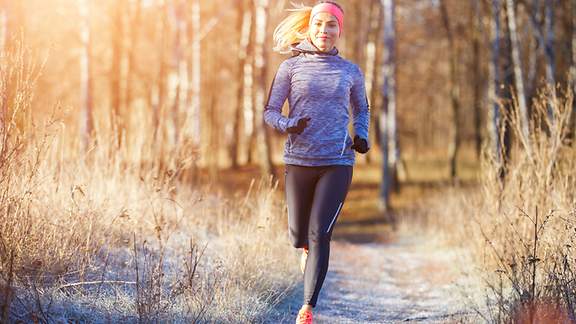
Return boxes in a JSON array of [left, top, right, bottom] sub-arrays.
[[505, 0, 531, 146], [124, 0, 142, 146], [231, 0, 252, 169], [471, 0, 484, 160], [488, 0, 504, 169], [364, 0, 381, 165], [253, 0, 275, 177], [439, 0, 462, 182], [79, 0, 94, 152], [110, 0, 124, 149], [185, 0, 201, 145], [171, 0, 189, 146], [379, 0, 398, 211]]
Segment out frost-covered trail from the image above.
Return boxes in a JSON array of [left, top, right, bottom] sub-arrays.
[[267, 235, 479, 323]]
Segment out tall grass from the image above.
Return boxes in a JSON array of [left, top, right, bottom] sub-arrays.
[[425, 87, 576, 323], [0, 41, 297, 322]]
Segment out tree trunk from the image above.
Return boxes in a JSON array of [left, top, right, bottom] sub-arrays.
[[231, 0, 252, 169], [253, 0, 275, 177], [152, 1, 169, 148], [505, 0, 531, 147], [124, 0, 142, 147], [79, 0, 94, 153], [471, 0, 483, 160], [439, 0, 462, 182], [185, 0, 201, 145], [171, 0, 188, 146], [544, 0, 556, 87], [365, 0, 381, 165], [379, 0, 397, 211], [488, 0, 504, 170], [110, 0, 124, 149]]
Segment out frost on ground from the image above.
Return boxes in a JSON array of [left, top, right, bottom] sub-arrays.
[[267, 235, 483, 324]]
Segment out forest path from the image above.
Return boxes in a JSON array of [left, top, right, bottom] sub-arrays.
[[267, 233, 480, 323]]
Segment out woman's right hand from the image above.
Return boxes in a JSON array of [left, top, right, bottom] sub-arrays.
[[287, 117, 311, 134]]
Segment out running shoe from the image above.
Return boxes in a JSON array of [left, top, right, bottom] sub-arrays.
[[300, 247, 309, 274], [296, 308, 313, 324]]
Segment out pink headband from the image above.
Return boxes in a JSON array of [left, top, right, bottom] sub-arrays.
[[309, 3, 344, 36]]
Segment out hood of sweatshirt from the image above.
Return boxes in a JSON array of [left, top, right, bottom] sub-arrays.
[[290, 38, 339, 56]]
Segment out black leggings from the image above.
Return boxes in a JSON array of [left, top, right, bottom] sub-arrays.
[[284, 164, 353, 307]]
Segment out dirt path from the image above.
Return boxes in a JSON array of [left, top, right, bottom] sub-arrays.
[[267, 235, 480, 323]]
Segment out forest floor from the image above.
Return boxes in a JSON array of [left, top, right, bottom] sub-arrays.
[[215, 156, 485, 323]]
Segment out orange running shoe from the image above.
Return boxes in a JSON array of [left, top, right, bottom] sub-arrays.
[[300, 247, 309, 274], [296, 308, 313, 324]]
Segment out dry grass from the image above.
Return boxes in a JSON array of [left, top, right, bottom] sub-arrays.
[[0, 40, 297, 323], [422, 87, 576, 323]]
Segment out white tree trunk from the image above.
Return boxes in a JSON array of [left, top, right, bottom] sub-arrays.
[[379, 0, 397, 210], [79, 0, 94, 151], [185, 0, 201, 144], [231, 0, 252, 168], [253, 0, 274, 175], [488, 0, 503, 163], [505, 0, 531, 145]]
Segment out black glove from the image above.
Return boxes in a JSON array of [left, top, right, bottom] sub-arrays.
[[286, 117, 311, 134], [350, 135, 369, 153]]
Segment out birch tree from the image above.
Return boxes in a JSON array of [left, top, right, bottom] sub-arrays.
[[471, 0, 484, 159], [364, 0, 382, 165], [231, 0, 253, 168], [505, 0, 531, 147], [79, 0, 94, 152], [439, 0, 462, 182], [110, 0, 124, 149], [170, 0, 189, 146], [379, 0, 397, 211], [184, 0, 201, 145], [124, 0, 142, 143], [488, 0, 504, 170], [253, 0, 275, 176]]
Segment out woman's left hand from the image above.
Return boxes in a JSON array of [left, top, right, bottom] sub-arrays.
[[351, 135, 369, 154]]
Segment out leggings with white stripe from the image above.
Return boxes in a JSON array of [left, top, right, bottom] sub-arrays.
[[284, 163, 353, 307]]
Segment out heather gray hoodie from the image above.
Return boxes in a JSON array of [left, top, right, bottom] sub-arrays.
[[263, 38, 370, 167]]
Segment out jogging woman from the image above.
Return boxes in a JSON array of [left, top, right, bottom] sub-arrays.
[[263, 1, 370, 323]]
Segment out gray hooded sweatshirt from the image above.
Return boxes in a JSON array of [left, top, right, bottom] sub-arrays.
[[263, 38, 370, 167]]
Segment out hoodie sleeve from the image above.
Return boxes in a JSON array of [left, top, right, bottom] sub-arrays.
[[350, 64, 370, 146], [264, 59, 297, 133]]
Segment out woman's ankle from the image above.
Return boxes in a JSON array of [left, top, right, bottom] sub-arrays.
[[301, 304, 313, 311]]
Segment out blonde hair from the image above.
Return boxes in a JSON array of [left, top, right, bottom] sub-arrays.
[[272, 2, 313, 54]]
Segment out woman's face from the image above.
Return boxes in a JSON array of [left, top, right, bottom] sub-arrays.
[[308, 12, 340, 52]]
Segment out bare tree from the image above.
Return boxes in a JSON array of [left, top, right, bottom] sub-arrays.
[[170, 0, 189, 146], [379, 0, 398, 211], [79, 0, 94, 152], [124, 0, 142, 144], [252, 0, 275, 176], [488, 0, 504, 168], [151, 1, 169, 146], [231, 0, 252, 169], [505, 0, 531, 147], [110, 0, 125, 149], [364, 0, 382, 165], [471, 0, 484, 159], [185, 0, 201, 144], [439, 0, 462, 182]]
